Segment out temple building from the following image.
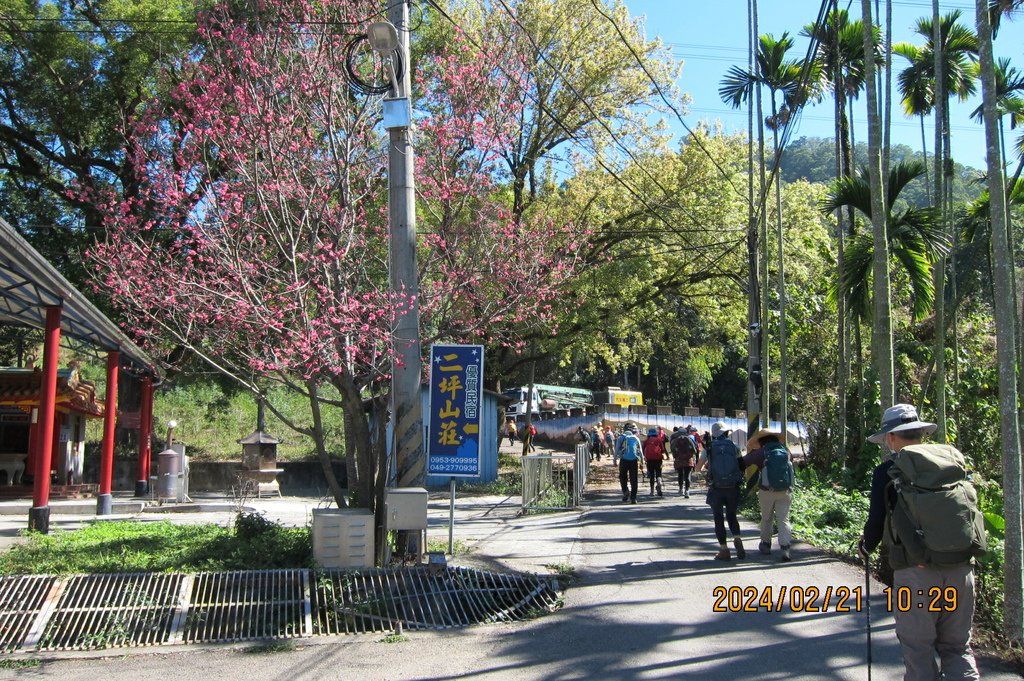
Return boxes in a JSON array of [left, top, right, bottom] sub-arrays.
[[0, 217, 160, 532]]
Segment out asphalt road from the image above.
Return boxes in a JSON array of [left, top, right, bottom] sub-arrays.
[[0, 456, 1018, 680]]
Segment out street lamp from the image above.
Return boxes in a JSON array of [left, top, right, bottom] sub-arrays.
[[366, 21, 402, 99]]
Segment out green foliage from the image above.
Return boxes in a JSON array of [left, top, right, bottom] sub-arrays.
[[379, 634, 409, 644], [0, 659, 41, 670], [0, 519, 312, 574], [152, 378, 345, 461]]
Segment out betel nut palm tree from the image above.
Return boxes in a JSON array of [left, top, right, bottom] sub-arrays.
[[720, 32, 822, 435], [823, 160, 951, 324]]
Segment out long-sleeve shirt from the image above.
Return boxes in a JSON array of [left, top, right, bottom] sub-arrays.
[[862, 459, 895, 553]]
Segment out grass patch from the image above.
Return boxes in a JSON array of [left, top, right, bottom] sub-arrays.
[[379, 634, 409, 644], [461, 470, 521, 496], [0, 659, 41, 669], [0, 514, 312, 574], [425, 538, 469, 556], [243, 640, 297, 654]]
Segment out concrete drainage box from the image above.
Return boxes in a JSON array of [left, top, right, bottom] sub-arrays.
[[312, 508, 374, 569]]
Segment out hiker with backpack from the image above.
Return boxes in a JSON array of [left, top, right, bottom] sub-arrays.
[[642, 427, 666, 497], [693, 421, 746, 560], [615, 423, 644, 504], [742, 429, 794, 561], [670, 426, 699, 497], [590, 425, 603, 461], [858, 403, 985, 681]]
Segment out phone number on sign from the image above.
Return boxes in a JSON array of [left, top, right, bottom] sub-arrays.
[[712, 586, 864, 613], [431, 464, 478, 473]]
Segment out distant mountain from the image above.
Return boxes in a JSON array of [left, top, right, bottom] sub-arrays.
[[779, 136, 984, 208]]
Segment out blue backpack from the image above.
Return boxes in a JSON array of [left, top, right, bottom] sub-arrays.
[[708, 438, 743, 489], [620, 434, 641, 461], [760, 442, 793, 491]]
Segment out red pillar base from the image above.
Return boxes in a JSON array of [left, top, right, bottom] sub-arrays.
[[134, 480, 148, 497], [96, 493, 112, 516], [28, 506, 49, 534]]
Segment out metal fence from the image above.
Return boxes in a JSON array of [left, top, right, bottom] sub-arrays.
[[0, 567, 561, 653], [521, 444, 590, 512]]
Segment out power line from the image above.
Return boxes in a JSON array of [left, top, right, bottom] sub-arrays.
[[587, 0, 755, 209]]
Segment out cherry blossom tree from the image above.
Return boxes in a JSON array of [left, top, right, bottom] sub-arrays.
[[87, 0, 587, 520]]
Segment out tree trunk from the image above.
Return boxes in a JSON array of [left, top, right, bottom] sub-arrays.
[[746, 0, 763, 438], [771, 105, 788, 438], [862, 0, 895, 410], [932, 0, 948, 440], [835, 49, 849, 468], [754, 0, 770, 427], [976, 0, 1024, 643], [306, 380, 348, 508]]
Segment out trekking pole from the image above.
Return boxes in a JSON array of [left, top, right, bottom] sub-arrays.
[[862, 547, 872, 681]]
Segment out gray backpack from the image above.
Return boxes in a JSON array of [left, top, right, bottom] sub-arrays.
[[884, 444, 987, 567]]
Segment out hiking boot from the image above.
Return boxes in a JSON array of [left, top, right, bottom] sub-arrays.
[[759, 542, 771, 555], [714, 547, 731, 561], [622, 494, 629, 503], [630, 498, 637, 504], [678, 487, 684, 496], [781, 546, 792, 562], [733, 537, 746, 559], [656, 483, 663, 497], [684, 491, 690, 498]]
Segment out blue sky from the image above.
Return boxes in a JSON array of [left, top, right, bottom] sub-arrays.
[[623, 0, 1024, 170]]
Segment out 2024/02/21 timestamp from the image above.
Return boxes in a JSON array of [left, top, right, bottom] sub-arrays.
[[883, 586, 959, 612]]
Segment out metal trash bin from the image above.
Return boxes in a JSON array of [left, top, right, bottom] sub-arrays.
[[157, 448, 182, 501]]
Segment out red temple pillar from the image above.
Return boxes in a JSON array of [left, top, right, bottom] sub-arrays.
[[97, 351, 119, 515], [135, 375, 153, 497], [29, 305, 61, 533]]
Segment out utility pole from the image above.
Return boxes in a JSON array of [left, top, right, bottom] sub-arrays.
[[385, 0, 425, 539]]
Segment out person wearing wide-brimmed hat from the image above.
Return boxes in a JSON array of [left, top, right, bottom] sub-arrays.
[[741, 428, 794, 561], [858, 403, 979, 681]]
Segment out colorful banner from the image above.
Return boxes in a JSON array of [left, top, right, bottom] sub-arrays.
[[427, 344, 484, 478]]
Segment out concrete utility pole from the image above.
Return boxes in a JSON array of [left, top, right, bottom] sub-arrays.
[[386, 1, 425, 501]]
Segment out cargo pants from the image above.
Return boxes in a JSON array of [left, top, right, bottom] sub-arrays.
[[893, 563, 979, 681]]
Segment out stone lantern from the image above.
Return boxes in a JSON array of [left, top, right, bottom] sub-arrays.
[[238, 399, 283, 497]]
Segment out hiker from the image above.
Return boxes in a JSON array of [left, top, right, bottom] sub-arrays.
[[505, 418, 517, 447], [694, 422, 746, 560], [524, 421, 538, 453], [606, 426, 617, 465], [642, 427, 666, 497], [575, 425, 589, 448], [742, 429, 794, 561], [858, 404, 985, 681], [590, 425, 603, 461], [615, 423, 644, 504], [670, 425, 699, 497]]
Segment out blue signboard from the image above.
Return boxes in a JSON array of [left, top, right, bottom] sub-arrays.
[[427, 344, 484, 478]]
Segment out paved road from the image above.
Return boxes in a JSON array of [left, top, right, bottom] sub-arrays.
[[0, 457, 1018, 680]]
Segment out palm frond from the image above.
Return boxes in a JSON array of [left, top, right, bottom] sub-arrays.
[[891, 242, 936, 321], [822, 171, 872, 218]]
